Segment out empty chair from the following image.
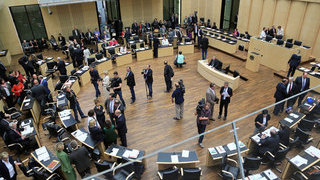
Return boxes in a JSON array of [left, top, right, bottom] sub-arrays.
[[70, 69, 76, 75], [140, 43, 144, 48], [220, 155, 239, 180], [158, 166, 179, 180], [113, 163, 135, 180], [265, 35, 273, 42], [87, 57, 95, 65], [181, 167, 201, 180], [95, 53, 103, 60], [285, 42, 293, 48], [293, 127, 313, 147], [46, 61, 57, 75], [276, 35, 283, 40], [287, 39, 293, 43], [277, 39, 284, 46], [298, 119, 315, 132], [294, 40, 302, 46], [94, 159, 115, 179], [243, 157, 262, 176], [264, 147, 290, 173]]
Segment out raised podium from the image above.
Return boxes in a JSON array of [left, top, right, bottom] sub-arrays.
[[246, 52, 261, 72]]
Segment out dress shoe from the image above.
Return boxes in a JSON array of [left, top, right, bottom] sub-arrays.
[[223, 116, 226, 120], [198, 143, 204, 148], [130, 100, 135, 104], [209, 118, 215, 121], [218, 115, 221, 119], [173, 117, 180, 120]]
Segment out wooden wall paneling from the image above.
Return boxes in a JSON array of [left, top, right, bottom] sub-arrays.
[[151, 0, 163, 21], [144, 0, 153, 23], [212, 0, 222, 27], [312, 27, 320, 58], [273, 0, 291, 30], [248, 0, 263, 36], [259, 0, 276, 31], [237, 0, 251, 32], [120, 0, 133, 27], [286, 1, 307, 40], [133, 0, 143, 23]]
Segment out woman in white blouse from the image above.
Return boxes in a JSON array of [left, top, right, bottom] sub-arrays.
[[83, 47, 91, 65], [102, 70, 110, 97], [162, 36, 169, 46]]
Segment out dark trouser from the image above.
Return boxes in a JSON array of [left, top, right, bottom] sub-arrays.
[[197, 123, 207, 143], [153, 47, 158, 58], [202, 49, 207, 60], [209, 103, 214, 119], [118, 132, 127, 147], [109, 113, 115, 125], [92, 81, 101, 98], [147, 82, 153, 97], [73, 101, 85, 122], [219, 100, 229, 117], [114, 90, 126, 106], [197, 37, 202, 49], [287, 66, 297, 77], [273, 98, 284, 115], [176, 63, 183, 68], [71, 55, 76, 68], [287, 96, 297, 108], [298, 91, 307, 106], [164, 76, 172, 92], [129, 86, 136, 102], [78, 168, 91, 178]]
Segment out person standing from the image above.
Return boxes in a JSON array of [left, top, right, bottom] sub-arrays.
[[196, 103, 210, 148], [65, 86, 87, 123], [83, 47, 91, 65], [200, 35, 209, 60], [74, 45, 84, 68], [171, 83, 184, 120], [89, 65, 101, 99], [0, 61, 7, 81], [253, 110, 270, 135], [287, 51, 301, 77], [93, 99, 107, 129], [102, 70, 110, 98], [286, 77, 298, 112], [105, 93, 117, 125], [69, 141, 91, 178], [273, 79, 288, 116], [56, 57, 67, 75], [144, 65, 153, 99], [153, 35, 160, 58], [295, 72, 310, 106], [114, 109, 127, 147], [103, 120, 118, 147], [197, 26, 203, 49], [0, 151, 21, 180], [218, 82, 233, 120], [164, 61, 174, 92], [110, 71, 126, 107], [0, 78, 14, 108], [193, 23, 198, 43], [124, 67, 136, 104], [206, 83, 218, 121], [56, 142, 76, 180]]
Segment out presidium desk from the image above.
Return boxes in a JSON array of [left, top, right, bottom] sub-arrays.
[[197, 60, 240, 90]]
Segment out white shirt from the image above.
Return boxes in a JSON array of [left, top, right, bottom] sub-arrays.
[[277, 28, 284, 36], [102, 76, 109, 87], [109, 99, 114, 113], [262, 116, 267, 125], [222, 87, 229, 100], [2, 160, 15, 178], [260, 31, 266, 39], [86, 116, 100, 130], [287, 82, 293, 94], [162, 39, 169, 46], [83, 49, 90, 59], [120, 47, 126, 53]]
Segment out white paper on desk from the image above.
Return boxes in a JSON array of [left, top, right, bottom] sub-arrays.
[[35, 146, 47, 155], [171, 155, 179, 163], [252, 135, 260, 143], [24, 98, 31, 103], [61, 116, 70, 121], [289, 113, 299, 119], [77, 133, 87, 142], [122, 150, 131, 158], [248, 174, 264, 180], [216, 146, 226, 154], [58, 95, 65, 98], [21, 119, 31, 127], [21, 126, 34, 136], [305, 146, 320, 158], [38, 153, 50, 162], [24, 102, 30, 107], [263, 169, 278, 180], [182, 150, 189, 158], [129, 149, 139, 158], [291, 155, 308, 167], [110, 148, 119, 156], [227, 143, 236, 151], [284, 117, 293, 123]]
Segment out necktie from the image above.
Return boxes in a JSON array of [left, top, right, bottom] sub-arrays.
[[15, 129, 21, 136]]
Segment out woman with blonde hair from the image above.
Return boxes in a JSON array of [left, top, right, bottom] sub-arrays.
[[102, 70, 110, 97], [0, 151, 21, 180], [55, 142, 76, 180]]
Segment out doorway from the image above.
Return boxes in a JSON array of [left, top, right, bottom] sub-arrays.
[[163, 0, 180, 23], [220, 0, 240, 31], [96, 0, 121, 33]]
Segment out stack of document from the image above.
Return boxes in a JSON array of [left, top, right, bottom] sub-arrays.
[[227, 143, 236, 151], [36, 147, 50, 162], [21, 125, 34, 136], [247, 173, 265, 180], [289, 113, 299, 119], [72, 129, 88, 142], [291, 155, 308, 167], [208, 147, 218, 156], [21, 119, 31, 127], [59, 110, 71, 117], [305, 146, 320, 158], [129, 149, 140, 159], [216, 146, 226, 154], [110, 148, 119, 156], [182, 150, 189, 158], [171, 155, 179, 163], [284, 117, 293, 123]]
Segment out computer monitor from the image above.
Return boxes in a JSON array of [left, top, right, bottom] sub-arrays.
[[277, 39, 284, 46], [276, 35, 283, 40], [87, 57, 95, 65], [265, 35, 273, 42], [285, 42, 293, 48], [233, 70, 240, 78], [59, 75, 69, 83], [131, 44, 137, 49], [294, 40, 302, 46], [214, 59, 223, 70], [286, 39, 293, 43]]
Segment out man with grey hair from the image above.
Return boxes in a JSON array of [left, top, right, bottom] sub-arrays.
[[218, 82, 233, 120], [55, 57, 67, 75], [74, 44, 83, 67], [206, 83, 218, 120]]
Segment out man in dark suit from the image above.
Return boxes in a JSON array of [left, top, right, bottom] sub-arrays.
[[253, 110, 270, 135], [132, 21, 138, 34], [85, 29, 94, 44], [114, 109, 127, 147], [58, 33, 66, 47], [144, 65, 153, 99], [0, 117, 11, 138], [258, 129, 280, 156], [200, 35, 209, 60], [72, 26, 80, 42], [18, 55, 33, 77], [74, 45, 83, 67], [69, 140, 91, 178], [295, 72, 310, 106], [68, 42, 76, 68], [197, 27, 203, 49], [55, 57, 67, 75], [124, 66, 136, 104], [104, 93, 117, 125], [218, 82, 233, 120], [164, 61, 174, 92], [193, 23, 198, 43], [7, 122, 31, 149], [0, 151, 21, 180], [101, 40, 109, 57], [287, 52, 301, 77], [65, 86, 86, 122], [110, 71, 126, 107], [0, 61, 7, 81], [31, 80, 48, 114], [89, 66, 101, 99], [273, 79, 287, 115], [278, 124, 290, 146], [153, 35, 160, 58], [286, 77, 298, 110]]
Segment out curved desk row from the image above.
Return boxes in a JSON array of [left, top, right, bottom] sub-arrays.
[[205, 35, 238, 54], [197, 60, 240, 90]]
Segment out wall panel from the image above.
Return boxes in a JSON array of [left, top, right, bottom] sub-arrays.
[[260, 0, 276, 30], [237, 0, 251, 32], [248, 0, 263, 35], [285, 1, 306, 40], [273, 0, 291, 29], [299, 2, 320, 46]]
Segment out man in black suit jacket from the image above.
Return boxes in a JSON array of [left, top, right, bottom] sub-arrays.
[[72, 27, 80, 41], [0, 151, 21, 180], [253, 110, 270, 135], [287, 52, 301, 77], [85, 29, 94, 44], [74, 45, 83, 67], [31, 80, 48, 114], [200, 36, 209, 60], [0, 117, 10, 138], [144, 65, 153, 99], [114, 109, 127, 147], [65, 86, 86, 122], [286, 77, 298, 110], [69, 140, 91, 178], [68, 42, 76, 67], [89, 66, 101, 98], [7, 122, 31, 149], [131, 21, 138, 34], [197, 28, 203, 49], [153, 35, 160, 58], [124, 66, 136, 103], [278, 124, 290, 146], [218, 82, 233, 120], [258, 129, 280, 156], [164, 61, 174, 92], [55, 57, 67, 75], [58, 33, 66, 47], [273, 79, 288, 115], [0, 61, 7, 81], [295, 72, 310, 106], [104, 93, 117, 125]]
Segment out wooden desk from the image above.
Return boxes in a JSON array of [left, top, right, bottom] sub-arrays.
[[136, 49, 153, 61], [156, 151, 199, 170], [297, 46, 312, 62], [178, 44, 194, 54], [282, 146, 320, 179], [39, 62, 48, 75], [278, 111, 305, 129], [31, 146, 61, 173], [116, 53, 133, 67], [0, 99, 5, 112], [58, 109, 78, 129], [66, 63, 73, 75], [104, 144, 146, 166], [20, 96, 41, 125], [206, 35, 237, 54], [44, 76, 54, 93], [299, 97, 318, 113], [63, 77, 80, 95], [0, 50, 12, 66], [95, 59, 113, 75], [20, 118, 41, 147], [206, 141, 248, 166], [245, 169, 280, 180], [294, 68, 320, 93], [197, 60, 240, 90], [247, 126, 278, 155], [158, 46, 174, 58], [56, 93, 69, 109], [76, 69, 90, 86]]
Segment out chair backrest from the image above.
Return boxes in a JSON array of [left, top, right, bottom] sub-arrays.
[[140, 43, 144, 48], [71, 69, 76, 75], [163, 167, 179, 180], [243, 157, 262, 171], [294, 40, 302, 46], [298, 119, 315, 131], [182, 168, 201, 180], [94, 161, 112, 172], [224, 65, 230, 74], [295, 127, 310, 143], [275, 147, 290, 162], [287, 39, 293, 43], [131, 44, 137, 49], [309, 171, 320, 180], [87, 58, 95, 66], [59, 75, 69, 83]]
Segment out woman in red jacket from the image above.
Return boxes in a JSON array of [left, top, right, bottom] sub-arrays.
[[11, 79, 24, 105], [15, 71, 26, 84]]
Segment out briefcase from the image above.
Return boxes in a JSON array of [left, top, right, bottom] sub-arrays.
[[95, 53, 103, 60], [238, 45, 244, 51]]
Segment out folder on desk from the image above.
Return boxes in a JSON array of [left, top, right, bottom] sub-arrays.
[[47, 160, 59, 169], [216, 146, 226, 154], [171, 155, 179, 163], [208, 147, 218, 155]]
